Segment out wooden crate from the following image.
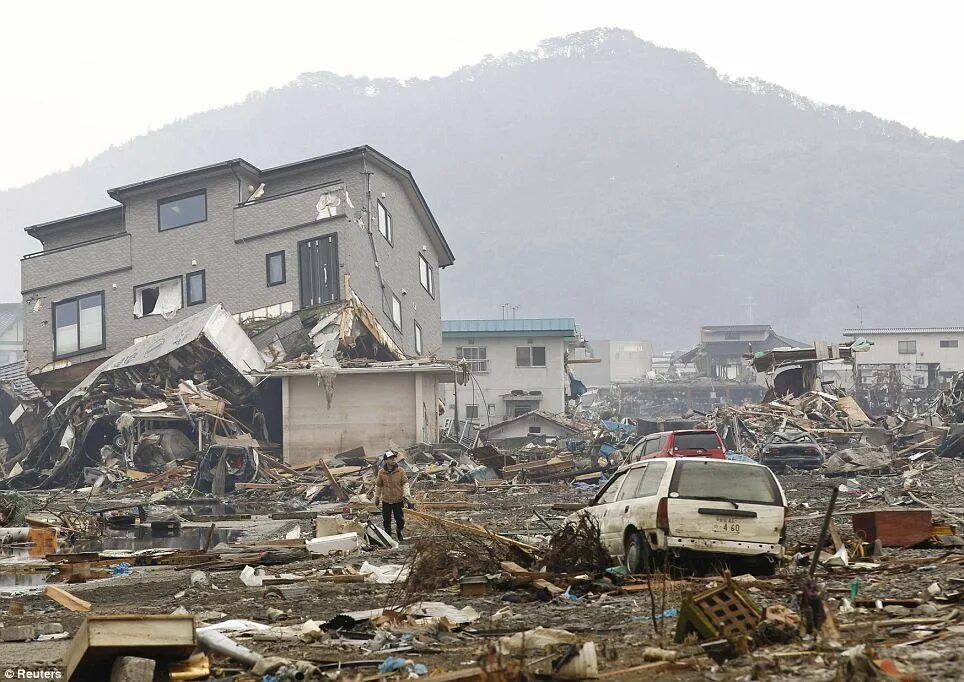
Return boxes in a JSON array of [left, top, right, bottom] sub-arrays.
[[63, 614, 196, 680], [851, 509, 932, 547]]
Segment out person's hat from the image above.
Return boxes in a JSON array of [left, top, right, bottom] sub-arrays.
[[384, 451, 398, 459]]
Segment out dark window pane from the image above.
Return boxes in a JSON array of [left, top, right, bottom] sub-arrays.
[[187, 272, 205, 305], [673, 433, 721, 450], [516, 347, 530, 366], [54, 300, 79, 355], [267, 252, 285, 285], [672, 461, 781, 505], [532, 346, 546, 366], [159, 192, 206, 230]]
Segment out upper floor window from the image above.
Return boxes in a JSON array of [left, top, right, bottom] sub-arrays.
[[134, 277, 182, 318], [456, 346, 488, 373], [941, 340, 959, 348], [54, 292, 104, 358], [186, 270, 206, 306], [391, 293, 402, 330], [517, 346, 547, 367], [414, 321, 423, 355], [158, 190, 207, 231], [418, 254, 435, 296], [898, 340, 917, 355], [266, 251, 286, 287], [377, 201, 393, 244]]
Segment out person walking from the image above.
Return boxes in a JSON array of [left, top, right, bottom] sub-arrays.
[[373, 451, 410, 541]]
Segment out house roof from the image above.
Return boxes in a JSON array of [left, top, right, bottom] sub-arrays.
[[479, 410, 585, 436], [843, 327, 964, 336], [0, 360, 44, 401], [678, 331, 804, 363], [442, 318, 578, 337], [701, 325, 773, 332], [0, 303, 22, 337], [25, 146, 454, 267]]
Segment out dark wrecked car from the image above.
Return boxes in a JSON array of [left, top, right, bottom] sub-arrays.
[[759, 430, 825, 471], [194, 444, 261, 494]]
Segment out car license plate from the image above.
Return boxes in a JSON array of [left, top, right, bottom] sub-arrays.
[[713, 518, 742, 535]]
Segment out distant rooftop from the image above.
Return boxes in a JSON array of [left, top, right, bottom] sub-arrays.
[[844, 327, 964, 335], [442, 318, 578, 337]]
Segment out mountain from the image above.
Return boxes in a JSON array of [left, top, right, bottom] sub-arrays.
[[3, 28, 963, 348]]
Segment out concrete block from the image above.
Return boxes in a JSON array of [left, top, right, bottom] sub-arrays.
[[36, 622, 64, 635], [1, 625, 36, 642], [110, 656, 156, 682]]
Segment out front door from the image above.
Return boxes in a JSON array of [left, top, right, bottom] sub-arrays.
[[299, 234, 339, 308]]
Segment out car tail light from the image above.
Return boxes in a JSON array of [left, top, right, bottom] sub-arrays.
[[657, 497, 669, 532]]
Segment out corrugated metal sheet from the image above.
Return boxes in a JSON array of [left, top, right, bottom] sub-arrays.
[[843, 328, 964, 335], [442, 318, 577, 334]]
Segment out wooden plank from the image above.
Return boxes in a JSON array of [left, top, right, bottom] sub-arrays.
[[45, 585, 91, 612], [234, 482, 282, 491], [316, 456, 350, 502], [420, 667, 484, 682], [406, 509, 537, 555]]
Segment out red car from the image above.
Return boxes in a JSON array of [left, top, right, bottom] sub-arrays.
[[627, 429, 726, 462]]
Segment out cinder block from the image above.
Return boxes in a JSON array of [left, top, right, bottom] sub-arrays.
[[36, 622, 64, 635], [110, 656, 156, 682], [1, 625, 36, 642]]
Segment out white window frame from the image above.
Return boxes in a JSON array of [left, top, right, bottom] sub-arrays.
[[377, 200, 393, 244], [418, 254, 434, 296], [457, 346, 488, 373], [414, 321, 423, 355], [391, 294, 402, 330]]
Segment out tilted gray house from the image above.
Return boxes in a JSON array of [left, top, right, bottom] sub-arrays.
[[20, 146, 454, 395]]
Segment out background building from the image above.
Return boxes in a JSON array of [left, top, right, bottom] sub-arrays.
[[440, 318, 580, 425], [679, 325, 803, 381], [843, 327, 964, 390], [571, 340, 653, 388]]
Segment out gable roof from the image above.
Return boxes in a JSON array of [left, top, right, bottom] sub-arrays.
[[0, 303, 22, 337], [479, 410, 585, 436]]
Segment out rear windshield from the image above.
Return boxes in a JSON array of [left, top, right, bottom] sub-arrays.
[[673, 432, 721, 451], [671, 461, 782, 505]]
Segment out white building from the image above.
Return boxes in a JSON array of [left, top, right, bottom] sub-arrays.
[[571, 340, 653, 388], [441, 318, 580, 425], [843, 327, 964, 389]]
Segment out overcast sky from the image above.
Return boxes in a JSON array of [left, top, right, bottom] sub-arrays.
[[2, 1, 962, 190]]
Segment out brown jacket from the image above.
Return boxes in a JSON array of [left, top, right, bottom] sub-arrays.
[[375, 467, 410, 504]]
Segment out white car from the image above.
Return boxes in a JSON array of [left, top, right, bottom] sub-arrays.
[[568, 457, 787, 574]]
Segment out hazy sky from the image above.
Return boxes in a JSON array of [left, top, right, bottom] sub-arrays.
[[3, 1, 962, 190]]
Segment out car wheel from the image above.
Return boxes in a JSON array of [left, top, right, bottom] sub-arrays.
[[624, 530, 652, 574]]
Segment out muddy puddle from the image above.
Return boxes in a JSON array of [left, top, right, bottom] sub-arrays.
[[0, 525, 246, 593]]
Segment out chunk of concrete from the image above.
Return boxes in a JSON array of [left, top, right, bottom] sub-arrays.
[[36, 622, 64, 635], [110, 656, 156, 682], [1, 625, 35, 642]]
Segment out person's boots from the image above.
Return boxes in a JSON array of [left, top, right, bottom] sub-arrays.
[[396, 528, 404, 542]]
